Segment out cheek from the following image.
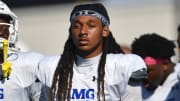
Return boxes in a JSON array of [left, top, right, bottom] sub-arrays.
[[89, 29, 103, 39], [90, 34, 103, 46], [71, 29, 80, 37], [71, 33, 78, 46], [148, 70, 163, 85]]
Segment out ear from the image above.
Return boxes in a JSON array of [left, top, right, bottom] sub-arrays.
[[102, 26, 109, 37], [162, 64, 168, 71]]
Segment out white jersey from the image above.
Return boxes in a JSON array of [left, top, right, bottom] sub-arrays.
[[37, 53, 146, 101], [0, 52, 44, 101], [122, 63, 180, 101], [121, 82, 144, 101]]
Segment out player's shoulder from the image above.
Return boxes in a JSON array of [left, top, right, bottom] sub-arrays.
[[107, 53, 143, 62], [106, 53, 146, 72], [39, 55, 60, 66], [41, 55, 60, 62], [17, 51, 44, 57], [8, 51, 44, 61]]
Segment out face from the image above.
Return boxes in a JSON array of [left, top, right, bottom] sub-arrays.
[[0, 19, 10, 62], [0, 19, 10, 39], [71, 16, 109, 58], [144, 64, 165, 91]]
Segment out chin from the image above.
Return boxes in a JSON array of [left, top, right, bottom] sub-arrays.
[[78, 46, 91, 51]]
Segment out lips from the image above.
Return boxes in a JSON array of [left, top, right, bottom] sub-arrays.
[[79, 38, 89, 45]]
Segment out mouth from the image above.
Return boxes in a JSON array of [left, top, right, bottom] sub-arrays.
[[79, 38, 89, 45]]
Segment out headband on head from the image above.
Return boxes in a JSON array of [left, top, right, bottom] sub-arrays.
[[70, 10, 110, 26], [144, 56, 169, 65], [70, 3, 110, 26]]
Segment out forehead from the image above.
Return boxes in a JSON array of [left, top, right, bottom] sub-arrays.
[[73, 16, 102, 24], [147, 64, 162, 71]]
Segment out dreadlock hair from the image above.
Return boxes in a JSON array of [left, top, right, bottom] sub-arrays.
[[131, 33, 175, 60]]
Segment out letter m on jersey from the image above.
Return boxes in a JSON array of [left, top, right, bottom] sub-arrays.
[[71, 89, 94, 100]]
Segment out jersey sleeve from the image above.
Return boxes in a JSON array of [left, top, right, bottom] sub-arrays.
[[36, 55, 60, 87], [8, 52, 45, 88], [118, 54, 147, 83], [107, 54, 147, 97], [8, 52, 44, 88]]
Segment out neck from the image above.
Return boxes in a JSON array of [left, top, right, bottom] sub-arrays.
[[79, 51, 102, 59], [76, 47, 103, 59], [76, 41, 103, 58]]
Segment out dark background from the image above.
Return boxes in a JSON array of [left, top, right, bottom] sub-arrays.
[[2, 0, 99, 8]]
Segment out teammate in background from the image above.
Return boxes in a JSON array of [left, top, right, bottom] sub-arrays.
[[131, 33, 180, 101], [0, 1, 44, 101], [37, 3, 147, 101]]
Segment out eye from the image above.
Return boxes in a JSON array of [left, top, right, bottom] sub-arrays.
[[73, 23, 81, 29], [88, 23, 96, 28]]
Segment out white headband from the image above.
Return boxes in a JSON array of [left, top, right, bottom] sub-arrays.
[[70, 10, 109, 26]]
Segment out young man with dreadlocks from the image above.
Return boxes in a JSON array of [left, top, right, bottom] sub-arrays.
[[131, 33, 180, 101], [37, 3, 147, 101]]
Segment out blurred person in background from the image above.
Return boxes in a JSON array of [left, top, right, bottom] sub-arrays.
[[0, 1, 44, 101], [131, 33, 180, 101]]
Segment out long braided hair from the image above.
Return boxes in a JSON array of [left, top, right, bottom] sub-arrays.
[[50, 3, 124, 101], [50, 30, 123, 101]]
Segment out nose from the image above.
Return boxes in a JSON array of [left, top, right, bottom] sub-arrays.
[[80, 25, 88, 35]]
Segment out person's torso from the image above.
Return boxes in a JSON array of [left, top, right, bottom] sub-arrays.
[[0, 52, 44, 101], [38, 53, 146, 101]]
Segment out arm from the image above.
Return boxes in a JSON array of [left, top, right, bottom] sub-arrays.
[[26, 80, 42, 101]]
